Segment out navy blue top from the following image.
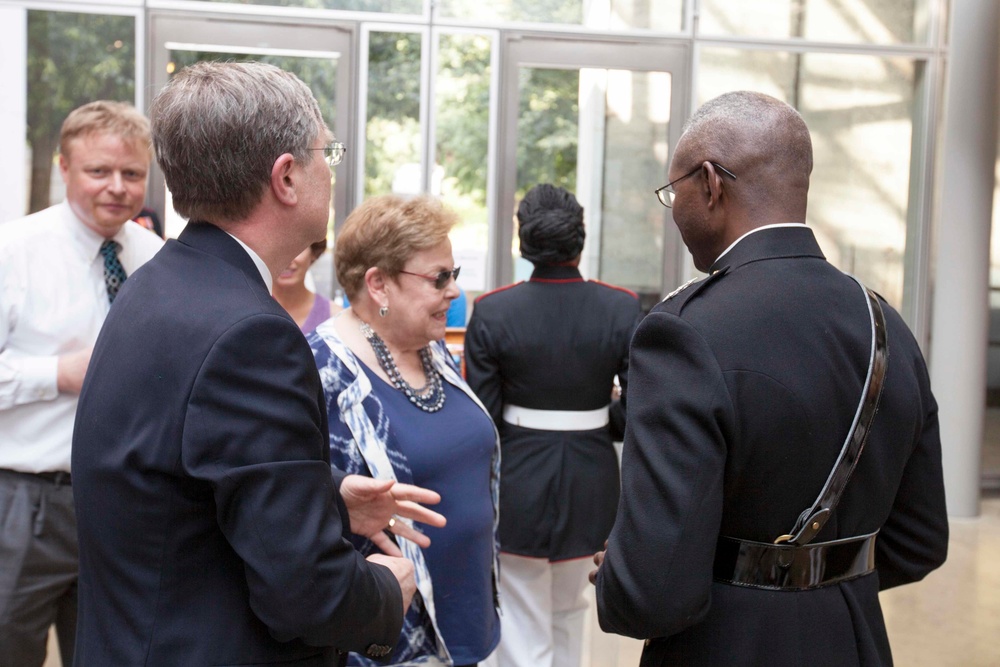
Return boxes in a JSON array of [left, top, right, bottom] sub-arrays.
[[361, 365, 499, 664]]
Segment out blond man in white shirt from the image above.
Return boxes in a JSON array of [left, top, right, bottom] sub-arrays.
[[0, 101, 163, 667]]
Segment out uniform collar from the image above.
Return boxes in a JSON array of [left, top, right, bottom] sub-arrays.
[[709, 224, 825, 275], [529, 263, 584, 282]]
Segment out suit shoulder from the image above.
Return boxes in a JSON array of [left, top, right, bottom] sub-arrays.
[[588, 279, 639, 301], [474, 281, 523, 305]]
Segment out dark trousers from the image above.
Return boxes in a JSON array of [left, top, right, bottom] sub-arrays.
[[0, 469, 77, 667]]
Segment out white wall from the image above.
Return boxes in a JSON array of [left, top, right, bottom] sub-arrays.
[[0, 6, 27, 224]]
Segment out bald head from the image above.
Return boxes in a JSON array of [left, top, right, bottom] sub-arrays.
[[675, 91, 813, 216]]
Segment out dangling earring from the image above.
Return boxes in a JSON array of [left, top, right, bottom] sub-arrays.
[[379, 305, 389, 318]]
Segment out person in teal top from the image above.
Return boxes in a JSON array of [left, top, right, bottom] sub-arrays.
[[446, 286, 467, 327]]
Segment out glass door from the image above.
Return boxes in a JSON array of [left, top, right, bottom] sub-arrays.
[[149, 13, 354, 297], [496, 34, 689, 308]]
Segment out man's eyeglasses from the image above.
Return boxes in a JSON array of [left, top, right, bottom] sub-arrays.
[[655, 162, 737, 208], [398, 267, 461, 290], [309, 142, 347, 168]]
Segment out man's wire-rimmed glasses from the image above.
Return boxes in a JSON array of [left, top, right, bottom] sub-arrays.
[[398, 267, 461, 290], [655, 162, 737, 208], [309, 142, 347, 168]]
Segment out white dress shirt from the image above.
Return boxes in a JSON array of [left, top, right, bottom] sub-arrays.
[[0, 202, 164, 473], [225, 231, 273, 294]]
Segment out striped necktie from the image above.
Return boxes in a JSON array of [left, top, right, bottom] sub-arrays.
[[100, 239, 127, 304]]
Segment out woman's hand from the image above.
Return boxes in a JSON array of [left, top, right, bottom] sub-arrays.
[[339, 475, 447, 556]]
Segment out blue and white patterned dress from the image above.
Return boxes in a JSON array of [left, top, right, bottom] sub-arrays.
[[308, 321, 501, 666]]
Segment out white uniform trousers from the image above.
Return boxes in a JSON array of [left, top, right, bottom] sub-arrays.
[[492, 553, 592, 667]]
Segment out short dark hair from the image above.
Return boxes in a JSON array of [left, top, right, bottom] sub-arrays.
[[517, 184, 585, 265]]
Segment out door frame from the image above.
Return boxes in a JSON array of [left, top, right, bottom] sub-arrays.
[[495, 32, 690, 296], [147, 10, 357, 233]]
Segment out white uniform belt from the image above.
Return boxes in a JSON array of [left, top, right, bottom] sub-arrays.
[[502, 404, 609, 431]]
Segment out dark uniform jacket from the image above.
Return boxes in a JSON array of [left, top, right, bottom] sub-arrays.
[[72, 222, 402, 666], [465, 264, 641, 560], [595, 225, 948, 666]]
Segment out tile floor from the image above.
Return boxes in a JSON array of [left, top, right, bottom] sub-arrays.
[[44, 421, 1000, 667], [581, 505, 1000, 667], [579, 417, 1000, 667]]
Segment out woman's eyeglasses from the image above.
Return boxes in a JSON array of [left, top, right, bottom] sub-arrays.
[[398, 267, 461, 290]]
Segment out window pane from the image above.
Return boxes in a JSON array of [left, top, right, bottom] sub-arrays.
[[366, 31, 422, 198], [435, 32, 492, 294], [204, 0, 422, 14], [26, 10, 135, 215], [513, 67, 672, 306], [438, 0, 683, 32], [598, 70, 672, 302], [991, 143, 1000, 308], [698, 48, 917, 308], [699, 0, 928, 44], [514, 67, 580, 279]]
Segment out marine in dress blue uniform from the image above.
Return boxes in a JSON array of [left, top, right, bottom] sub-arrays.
[[465, 184, 640, 667], [593, 91, 948, 666]]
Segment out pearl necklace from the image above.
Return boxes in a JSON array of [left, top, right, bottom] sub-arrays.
[[360, 321, 445, 413]]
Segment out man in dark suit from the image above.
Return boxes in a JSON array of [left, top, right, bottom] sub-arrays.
[[592, 91, 948, 666], [72, 61, 415, 666]]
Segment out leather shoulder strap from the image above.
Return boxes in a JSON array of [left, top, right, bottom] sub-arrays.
[[775, 277, 888, 546]]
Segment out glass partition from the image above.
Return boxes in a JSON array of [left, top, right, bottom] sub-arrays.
[[513, 66, 580, 281], [512, 66, 673, 306], [149, 12, 354, 302], [699, 0, 930, 44], [598, 71, 673, 298], [434, 31, 494, 295], [365, 30, 422, 198], [205, 0, 422, 14], [438, 0, 684, 32], [25, 10, 135, 215], [698, 47, 918, 309]]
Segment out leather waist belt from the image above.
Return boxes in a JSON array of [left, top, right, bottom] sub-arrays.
[[502, 404, 610, 431], [713, 531, 877, 591], [0, 468, 72, 486]]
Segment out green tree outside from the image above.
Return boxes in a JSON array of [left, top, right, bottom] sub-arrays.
[[26, 11, 135, 214]]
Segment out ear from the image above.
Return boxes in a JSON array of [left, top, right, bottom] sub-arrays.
[[703, 161, 725, 210], [58, 153, 70, 183], [364, 266, 390, 305], [270, 153, 299, 206]]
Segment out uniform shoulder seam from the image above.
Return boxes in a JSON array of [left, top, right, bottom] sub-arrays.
[[474, 281, 523, 304], [661, 269, 729, 314], [589, 279, 639, 299]]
